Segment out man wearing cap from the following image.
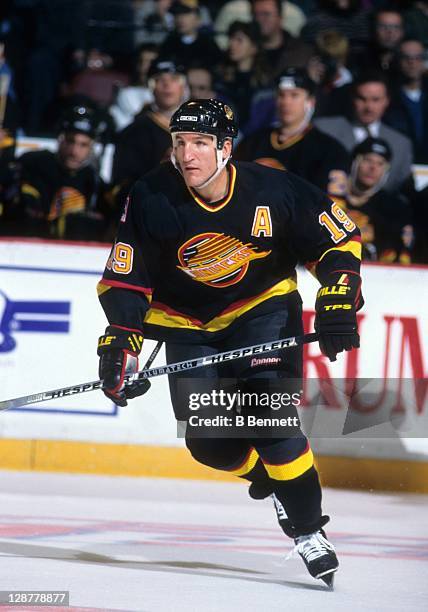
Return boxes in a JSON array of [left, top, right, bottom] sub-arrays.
[[159, 1, 222, 69], [16, 105, 110, 240], [235, 67, 350, 201], [345, 137, 413, 263], [96, 98, 365, 587], [112, 59, 187, 192], [315, 71, 414, 194]]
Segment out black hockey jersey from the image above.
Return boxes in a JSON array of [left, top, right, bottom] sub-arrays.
[[344, 190, 413, 263], [235, 125, 350, 200], [98, 161, 362, 343], [112, 107, 172, 186], [19, 150, 108, 240]]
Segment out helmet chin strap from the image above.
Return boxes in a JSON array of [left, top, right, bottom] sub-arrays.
[[276, 101, 314, 140], [350, 154, 390, 198], [170, 133, 230, 189], [195, 149, 230, 189]]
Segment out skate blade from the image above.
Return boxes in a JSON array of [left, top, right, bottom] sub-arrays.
[[320, 571, 335, 589]]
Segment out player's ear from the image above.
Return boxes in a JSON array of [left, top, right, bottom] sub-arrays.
[[222, 138, 232, 159]]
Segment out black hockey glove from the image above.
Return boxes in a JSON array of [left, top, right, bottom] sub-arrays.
[[314, 272, 362, 362], [97, 325, 150, 406]]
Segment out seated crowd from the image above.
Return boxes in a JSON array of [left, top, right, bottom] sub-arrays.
[[0, 0, 427, 263]]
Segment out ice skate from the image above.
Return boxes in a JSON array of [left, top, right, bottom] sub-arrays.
[[288, 529, 338, 588]]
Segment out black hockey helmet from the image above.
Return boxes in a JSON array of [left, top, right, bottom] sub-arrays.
[[58, 105, 101, 140], [170, 99, 238, 149], [352, 137, 392, 162], [277, 67, 316, 96]]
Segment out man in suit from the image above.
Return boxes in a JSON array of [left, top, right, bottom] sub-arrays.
[[384, 39, 428, 164], [315, 72, 414, 193]]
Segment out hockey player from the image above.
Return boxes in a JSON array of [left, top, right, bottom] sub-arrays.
[[345, 137, 414, 263], [97, 99, 363, 586], [235, 67, 350, 202], [17, 105, 110, 240], [112, 60, 188, 192]]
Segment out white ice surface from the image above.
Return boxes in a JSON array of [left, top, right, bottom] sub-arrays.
[[0, 471, 427, 611]]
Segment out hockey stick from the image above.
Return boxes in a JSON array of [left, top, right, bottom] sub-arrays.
[[0, 333, 318, 411], [0, 339, 162, 413]]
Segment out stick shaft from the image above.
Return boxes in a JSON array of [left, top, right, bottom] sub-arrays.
[[0, 333, 318, 411]]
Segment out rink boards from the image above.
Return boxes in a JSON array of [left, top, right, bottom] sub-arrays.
[[0, 239, 427, 491]]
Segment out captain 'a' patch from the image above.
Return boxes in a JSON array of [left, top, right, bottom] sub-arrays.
[[251, 206, 273, 238]]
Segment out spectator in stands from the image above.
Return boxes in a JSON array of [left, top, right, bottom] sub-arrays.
[[186, 64, 216, 98], [16, 105, 111, 240], [112, 60, 187, 190], [345, 138, 413, 263], [308, 29, 353, 116], [0, 36, 20, 133], [404, 1, 428, 48], [235, 67, 350, 199], [159, 0, 222, 69], [214, 1, 307, 49], [384, 39, 428, 164], [134, 0, 175, 47], [351, 8, 405, 76], [411, 184, 428, 263], [109, 44, 159, 131], [251, 0, 313, 78], [0, 126, 19, 232], [219, 21, 270, 129], [23, 0, 86, 134], [83, 0, 136, 61], [301, 0, 370, 53], [64, 49, 129, 110], [134, 0, 213, 47], [315, 72, 414, 193]]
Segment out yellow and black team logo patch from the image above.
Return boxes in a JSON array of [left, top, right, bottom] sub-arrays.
[[177, 233, 271, 288], [47, 187, 86, 221], [224, 105, 234, 120]]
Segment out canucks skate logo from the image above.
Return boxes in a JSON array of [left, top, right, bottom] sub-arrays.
[[177, 233, 271, 288], [0, 290, 70, 353]]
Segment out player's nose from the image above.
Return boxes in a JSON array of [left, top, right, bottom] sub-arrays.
[[182, 143, 195, 162]]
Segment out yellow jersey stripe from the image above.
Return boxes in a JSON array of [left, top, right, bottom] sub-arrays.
[[97, 281, 111, 297], [270, 126, 311, 151], [22, 183, 41, 199], [318, 239, 362, 263], [145, 276, 297, 332], [189, 164, 237, 212]]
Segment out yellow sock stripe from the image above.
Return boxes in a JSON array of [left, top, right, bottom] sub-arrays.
[[228, 447, 259, 477], [263, 447, 314, 481], [128, 336, 136, 352]]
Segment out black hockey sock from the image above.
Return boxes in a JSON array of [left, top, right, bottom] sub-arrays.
[[271, 467, 328, 537], [239, 458, 273, 499]]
